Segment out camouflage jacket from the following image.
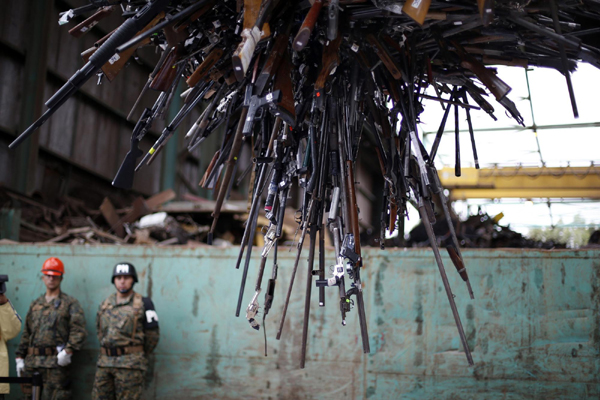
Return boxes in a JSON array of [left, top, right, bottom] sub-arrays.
[[16, 292, 87, 368], [96, 292, 159, 371]]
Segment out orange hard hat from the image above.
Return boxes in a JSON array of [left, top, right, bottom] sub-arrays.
[[41, 257, 64, 276]]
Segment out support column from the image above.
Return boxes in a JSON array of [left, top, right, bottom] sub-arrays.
[[16, 0, 51, 194]]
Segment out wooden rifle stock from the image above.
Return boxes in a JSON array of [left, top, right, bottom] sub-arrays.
[[270, 50, 296, 127], [389, 201, 397, 236], [255, 30, 290, 96], [163, 24, 190, 47], [186, 48, 224, 88], [68, 6, 114, 38], [102, 12, 166, 81], [314, 34, 343, 92], [293, 0, 323, 52], [231, 0, 277, 81], [477, 0, 494, 26], [150, 46, 183, 92], [200, 150, 220, 187], [402, 0, 431, 26], [243, 0, 262, 31], [446, 244, 469, 282], [81, 46, 96, 64], [366, 34, 402, 80], [345, 160, 362, 261]]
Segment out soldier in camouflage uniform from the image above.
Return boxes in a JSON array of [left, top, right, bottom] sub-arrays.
[[92, 262, 159, 400], [15, 257, 87, 400]]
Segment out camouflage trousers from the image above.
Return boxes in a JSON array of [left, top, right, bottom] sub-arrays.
[[92, 367, 144, 400], [21, 366, 71, 400]]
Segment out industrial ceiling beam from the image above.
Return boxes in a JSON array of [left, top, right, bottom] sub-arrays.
[[439, 166, 600, 200]]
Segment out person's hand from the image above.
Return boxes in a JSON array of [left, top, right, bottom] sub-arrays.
[[57, 349, 72, 367], [16, 358, 25, 377], [0, 293, 7, 305]]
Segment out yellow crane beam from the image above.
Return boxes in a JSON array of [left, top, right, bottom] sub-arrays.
[[438, 165, 600, 200]]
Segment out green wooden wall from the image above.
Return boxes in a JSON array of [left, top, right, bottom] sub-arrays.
[[1, 244, 598, 399]]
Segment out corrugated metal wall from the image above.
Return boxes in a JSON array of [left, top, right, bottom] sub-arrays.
[[0, 0, 214, 199], [1, 244, 598, 399]]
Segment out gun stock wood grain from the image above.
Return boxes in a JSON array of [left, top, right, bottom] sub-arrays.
[[187, 48, 224, 87]]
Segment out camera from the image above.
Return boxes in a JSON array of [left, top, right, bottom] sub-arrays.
[[0, 275, 8, 294]]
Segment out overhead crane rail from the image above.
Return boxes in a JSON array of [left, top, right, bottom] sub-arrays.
[[439, 164, 600, 200]]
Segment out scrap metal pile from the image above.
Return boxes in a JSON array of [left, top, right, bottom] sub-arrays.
[[9, 0, 600, 367]]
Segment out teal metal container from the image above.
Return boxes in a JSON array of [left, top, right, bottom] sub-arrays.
[[1, 244, 598, 399]]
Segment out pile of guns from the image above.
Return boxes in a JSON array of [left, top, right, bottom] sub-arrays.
[[10, 0, 600, 367]]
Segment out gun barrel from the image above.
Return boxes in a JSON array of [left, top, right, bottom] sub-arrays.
[[418, 199, 474, 366]]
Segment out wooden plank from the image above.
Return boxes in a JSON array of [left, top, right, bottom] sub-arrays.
[[99, 197, 124, 237], [146, 189, 176, 210], [118, 197, 150, 225]]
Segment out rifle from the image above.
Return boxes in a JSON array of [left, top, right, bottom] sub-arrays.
[[186, 48, 224, 88], [366, 34, 402, 81], [208, 58, 281, 244], [416, 194, 473, 366], [236, 120, 283, 319], [341, 113, 370, 354], [293, 0, 323, 52], [185, 81, 230, 149], [102, 12, 166, 82], [267, 49, 296, 127], [451, 41, 524, 126], [244, 146, 288, 328], [115, 0, 215, 53], [429, 87, 457, 161], [426, 162, 475, 299], [300, 99, 330, 367], [255, 23, 291, 97], [454, 94, 461, 177], [232, 0, 281, 81], [548, 0, 579, 118], [127, 48, 171, 120], [136, 79, 218, 171], [112, 72, 178, 189], [408, 124, 473, 365], [9, 0, 170, 149], [459, 88, 480, 169], [262, 240, 279, 356], [149, 46, 184, 92]]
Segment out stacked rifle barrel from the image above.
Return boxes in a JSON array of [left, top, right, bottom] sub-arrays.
[[10, 0, 600, 367]]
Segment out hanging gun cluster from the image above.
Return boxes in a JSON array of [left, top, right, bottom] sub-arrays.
[[10, 0, 600, 368]]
